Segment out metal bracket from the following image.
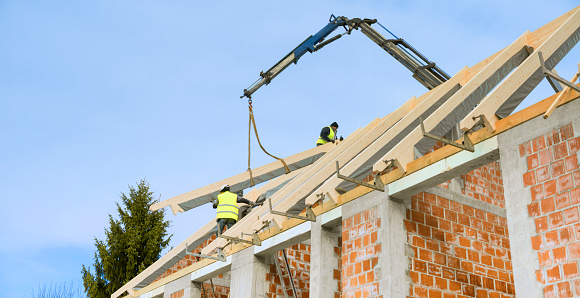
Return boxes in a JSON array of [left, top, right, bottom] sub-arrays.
[[538, 52, 580, 93], [255, 220, 272, 233], [219, 232, 262, 246], [335, 161, 385, 192], [185, 243, 227, 262], [420, 117, 475, 152], [268, 198, 316, 222]]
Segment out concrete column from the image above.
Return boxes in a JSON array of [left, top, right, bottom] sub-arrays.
[[309, 219, 340, 297], [376, 191, 411, 297], [163, 275, 194, 298], [230, 246, 268, 298], [189, 282, 202, 298]]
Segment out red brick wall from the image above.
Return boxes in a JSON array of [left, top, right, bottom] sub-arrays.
[[341, 206, 381, 297], [266, 244, 311, 297], [201, 283, 230, 298], [170, 289, 183, 298], [405, 191, 514, 297], [519, 123, 580, 297], [461, 162, 505, 208]]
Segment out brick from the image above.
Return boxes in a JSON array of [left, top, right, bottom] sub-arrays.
[[575, 279, 580, 296], [558, 281, 573, 297], [547, 265, 562, 282], [555, 192, 571, 210], [568, 188, 580, 206], [536, 216, 549, 233], [560, 226, 575, 243], [549, 212, 564, 229], [537, 166, 550, 183], [531, 184, 545, 201], [553, 246, 567, 263], [560, 174, 574, 191], [541, 197, 556, 214], [570, 242, 580, 259], [425, 214, 438, 228], [565, 154, 579, 172], [564, 207, 580, 224], [528, 201, 541, 217], [519, 141, 531, 157], [563, 261, 579, 279], [461, 260, 473, 273], [442, 267, 455, 280], [533, 135, 547, 152], [545, 230, 560, 247], [538, 250, 551, 267], [523, 171, 536, 187], [570, 137, 580, 154], [554, 142, 568, 160], [417, 224, 431, 238], [539, 148, 552, 165], [545, 179, 558, 197], [528, 154, 539, 170], [552, 160, 566, 178]]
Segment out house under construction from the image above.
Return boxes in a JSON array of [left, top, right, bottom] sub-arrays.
[[114, 5, 580, 298]]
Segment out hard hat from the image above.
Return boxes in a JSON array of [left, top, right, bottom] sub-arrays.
[[220, 184, 230, 192]]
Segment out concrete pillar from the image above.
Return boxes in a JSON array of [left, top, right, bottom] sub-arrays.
[[341, 190, 410, 297], [309, 219, 340, 297], [376, 191, 411, 297], [230, 246, 268, 298], [163, 275, 195, 298], [189, 282, 202, 298]]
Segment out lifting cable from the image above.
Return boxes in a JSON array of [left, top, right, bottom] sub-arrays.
[[247, 99, 291, 187]]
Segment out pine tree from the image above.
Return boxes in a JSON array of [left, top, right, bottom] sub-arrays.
[[82, 179, 172, 298]]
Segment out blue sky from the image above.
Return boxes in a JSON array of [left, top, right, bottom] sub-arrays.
[[1, 1, 579, 297]]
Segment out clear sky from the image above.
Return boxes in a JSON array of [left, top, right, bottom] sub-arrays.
[[1, 1, 579, 297]]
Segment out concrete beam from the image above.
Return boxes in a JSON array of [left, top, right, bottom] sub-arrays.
[[389, 136, 500, 201], [254, 221, 311, 257], [190, 256, 232, 283], [425, 186, 506, 217]]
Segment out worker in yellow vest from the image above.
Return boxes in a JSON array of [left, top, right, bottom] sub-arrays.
[[316, 122, 342, 146], [213, 184, 255, 235]]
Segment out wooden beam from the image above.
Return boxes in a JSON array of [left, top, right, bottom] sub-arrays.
[[544, 63, 580, 118], [150, 142, 333, 212], [200, 124, 376, 255], [526, 6, 580, 47], [301, 67, 467, 206], [460, 7, 580, 130], [372, 30, 531, 173]]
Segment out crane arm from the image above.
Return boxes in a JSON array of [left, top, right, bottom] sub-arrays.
[[242, 15, 450, 99]]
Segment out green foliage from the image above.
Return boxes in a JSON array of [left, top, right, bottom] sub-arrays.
[[81, 179, 172, 298]]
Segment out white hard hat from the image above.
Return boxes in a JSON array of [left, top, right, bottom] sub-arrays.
[[220, 184, 230, 191]]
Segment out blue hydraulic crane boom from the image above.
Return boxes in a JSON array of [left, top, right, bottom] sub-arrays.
[[242, 15, 451, 99]]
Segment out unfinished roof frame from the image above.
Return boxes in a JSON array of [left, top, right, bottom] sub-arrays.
[[114, 6, 580, 298]]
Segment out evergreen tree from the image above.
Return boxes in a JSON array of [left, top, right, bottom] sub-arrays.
[[82, 179, 172, 298]]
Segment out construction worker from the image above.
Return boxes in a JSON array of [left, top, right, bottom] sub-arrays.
[[213, 184, 255, 235], [316, 122, 342, 146]]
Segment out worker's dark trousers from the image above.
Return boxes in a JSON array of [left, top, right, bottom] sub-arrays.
[[216, 218, 237, 236]]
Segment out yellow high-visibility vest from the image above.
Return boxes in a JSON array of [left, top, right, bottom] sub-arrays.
[[216, 191, 239, 221], [316, 126, 335, 145]]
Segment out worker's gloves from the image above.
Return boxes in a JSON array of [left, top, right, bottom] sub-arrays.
[[339, 136, 344, 141]]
